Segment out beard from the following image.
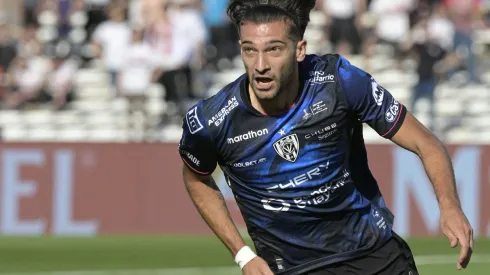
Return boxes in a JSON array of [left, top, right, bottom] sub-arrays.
[[248, 56, 297, 101]]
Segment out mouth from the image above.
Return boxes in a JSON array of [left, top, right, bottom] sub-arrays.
[[254, 77, 274, 91]]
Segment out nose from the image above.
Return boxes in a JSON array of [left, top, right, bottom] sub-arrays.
[[255, 52, 271, 75]]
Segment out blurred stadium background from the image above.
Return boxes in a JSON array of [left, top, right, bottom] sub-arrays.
[[0, 0, 489, 274]]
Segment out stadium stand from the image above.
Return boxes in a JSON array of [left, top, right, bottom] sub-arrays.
[[0, 0, 489, 144]]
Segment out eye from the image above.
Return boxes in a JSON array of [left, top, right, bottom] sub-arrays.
[[270, 47, 281, 52], [243, 47, 255, 54]]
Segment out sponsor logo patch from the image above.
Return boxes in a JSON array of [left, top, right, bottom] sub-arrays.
[[186, 107, 203, 134]]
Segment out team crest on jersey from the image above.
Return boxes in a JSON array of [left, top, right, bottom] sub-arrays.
[[273, 134, 300, 162]]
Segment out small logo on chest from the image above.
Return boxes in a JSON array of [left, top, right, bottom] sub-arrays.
[[309, 71, 335, 85], [273, 134, 300, 162], [302, 100, 328, 121]]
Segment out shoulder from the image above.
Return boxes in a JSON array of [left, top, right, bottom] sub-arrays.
[[334, 55, 373, 93], [336, 56, 370, 80], [185, 74, 246, 130], [302, 54, 371, 90], [302, 53, 341, 71], [93, 22, 107, 34], [302, 54, 366, 81]]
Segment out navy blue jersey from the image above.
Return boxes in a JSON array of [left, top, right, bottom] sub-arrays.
[[179, 54, 407, 275]]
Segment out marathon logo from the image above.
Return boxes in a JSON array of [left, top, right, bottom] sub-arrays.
[[227, 129, 269, 144]]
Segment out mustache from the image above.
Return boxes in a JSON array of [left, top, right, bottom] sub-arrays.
[[252, 74, 275, 80]]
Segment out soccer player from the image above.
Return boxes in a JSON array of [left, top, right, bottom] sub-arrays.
[[178, 0, 474, 274]]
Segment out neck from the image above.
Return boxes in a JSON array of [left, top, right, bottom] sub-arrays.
[[249, 73, 300, 116]]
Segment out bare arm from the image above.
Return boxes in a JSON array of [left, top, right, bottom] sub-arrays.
[[182, 165, 246, 257], [391, 112, 460, 209], [391, 112, 473, 270]]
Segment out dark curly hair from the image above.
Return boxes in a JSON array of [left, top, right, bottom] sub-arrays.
[[227, 0, 316, 41]]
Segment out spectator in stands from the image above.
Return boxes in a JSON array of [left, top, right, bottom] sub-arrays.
[[443, 0, 484, 84], [0, 22, 17, 101], [139, 0, 167, 26], [144, 0, 196, 125], [369, 0, 416, 69], [23, 0, 39, 25], [44, 46, 78, 110], [167, 0, 208, 98], [201, 0, 239, 70], [85, 0, 110, 41], [168, 0, 207, 66], [484, 0, 490, 24], [401, 7, 460, 131], [4, 55, 46, 109], [36, 0, 60, 26], [92, 4, 131, 95], [118, 28, 155, 134], [321, 0, 367, 56], [17, 23, 42, 58], [59, 0, 75, 38]]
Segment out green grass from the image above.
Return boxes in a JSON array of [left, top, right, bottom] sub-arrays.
[[0, 236, 488, 274]]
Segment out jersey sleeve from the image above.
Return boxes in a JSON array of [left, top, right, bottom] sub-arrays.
[[178, 102, 218, 175], [337, 57, 407, 139]]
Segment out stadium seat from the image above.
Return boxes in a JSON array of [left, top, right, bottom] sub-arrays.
[[2, 126, 28, 141], [466, 101, 490, 116], [75, 69, 110, 87], [77, 86, 112, 100], [0, 110, 23, 126], [87, 127, 128, 142], [362, 125, 390, 144], [26, 125, 58, 141], [112, 98, 130, 112], [160, 124, 184, 142], [309, 10, 326, 27], [445, 127, 474, 143], [147, 100, 166, 116], [58, 126, 88, 141], [71, 100, 112, 112], [22, 110, 54, 126], [86, 112, 117, 127], [461, 85, 490, 100], [147, 84, 165, 98], [464, 116, 490, 129], [435, 99, 464, 116], [387, 87, 411, 105], [55, 111, 83, 125]]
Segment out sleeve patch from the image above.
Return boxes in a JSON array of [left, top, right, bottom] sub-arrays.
[[186, 106, 204, 134]]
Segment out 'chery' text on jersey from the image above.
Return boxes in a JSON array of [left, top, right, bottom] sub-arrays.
[[179, 54, 407, 275]]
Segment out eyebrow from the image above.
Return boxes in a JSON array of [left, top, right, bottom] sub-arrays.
[[241, 40, 287, 45]]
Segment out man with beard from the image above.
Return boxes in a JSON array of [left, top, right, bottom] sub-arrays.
[[178, 1, 474, 274]]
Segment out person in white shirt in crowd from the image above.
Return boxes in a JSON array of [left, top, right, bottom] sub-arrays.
[[167, 0, 208, 99], [118, 28, 156, 136], [4, 55, 46, 109], [4, 23, 50, 109], [369, 0, 416, 68], [321, 0, 367, 56], [143, 0, 196, 125], [92, 4, 131, 94]]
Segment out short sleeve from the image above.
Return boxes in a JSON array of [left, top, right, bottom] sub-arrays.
[[179, 103, 218, 175], [337, 57, 407, 139]]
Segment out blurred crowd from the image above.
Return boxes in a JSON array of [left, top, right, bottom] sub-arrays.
[[0, 0, 488, 128]]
